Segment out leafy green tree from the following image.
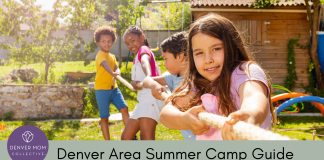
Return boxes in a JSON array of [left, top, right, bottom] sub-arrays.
[[0, 0, 98, 83], [141, 2, 190, 31], [98, 0, 144, 67], [250, 0, 281, 8]]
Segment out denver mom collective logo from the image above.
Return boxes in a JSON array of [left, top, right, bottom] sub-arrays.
[[7, 125, 49, 160]]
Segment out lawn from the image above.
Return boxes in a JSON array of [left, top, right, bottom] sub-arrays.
[[0, 61, 97, 84], [0, 116, 323, 140], [0, 60, 167, 118], [0, 61, 323, 141], [0, 60, 167, 83], [0, 120, 183, 140], [274, 116, 324, 140]]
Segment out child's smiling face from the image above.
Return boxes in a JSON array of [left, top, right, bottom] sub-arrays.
[[124, 33, 145, 54], [192, 33, 224, 82], [96, 34, 114, 53]]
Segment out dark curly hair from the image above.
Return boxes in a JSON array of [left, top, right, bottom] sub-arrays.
[[123, 25, 150, 48], [94, 26, 117, 43], [160, 31, 188, 59]]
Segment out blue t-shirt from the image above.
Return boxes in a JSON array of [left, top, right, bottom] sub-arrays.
[[163, 72, 185, 92], [163, 72, 196, 140]]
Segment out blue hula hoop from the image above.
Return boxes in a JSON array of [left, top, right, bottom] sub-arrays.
[[276, 96, 324, 114]]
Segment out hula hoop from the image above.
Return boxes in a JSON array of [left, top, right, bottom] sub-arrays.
[[274, 102, 299, 114], [272, 96, 301, 113], [282, 105, 299, 113], [271, 85, 304, 113], [272, 93, 322, 114], [276, 96, 324, 117]]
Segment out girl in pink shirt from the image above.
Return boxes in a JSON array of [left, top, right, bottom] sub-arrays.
[[121, 26, 164, 140], [160, 13, 274, 140]]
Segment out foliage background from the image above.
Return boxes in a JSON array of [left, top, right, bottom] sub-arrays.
[[140, 2, 191, 31]]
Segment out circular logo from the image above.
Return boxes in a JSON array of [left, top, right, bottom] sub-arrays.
[[7, 125, 49, 160]]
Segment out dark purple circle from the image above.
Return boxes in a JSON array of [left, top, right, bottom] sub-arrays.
[[7, 125, 48, 160]]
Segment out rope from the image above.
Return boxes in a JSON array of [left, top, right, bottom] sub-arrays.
[[198, 112, 292, 140]]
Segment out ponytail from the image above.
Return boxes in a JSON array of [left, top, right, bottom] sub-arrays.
[[144, 39, 151, 48]]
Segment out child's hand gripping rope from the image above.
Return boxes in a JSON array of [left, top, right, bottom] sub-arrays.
[[135, 81, 169, 100], [198, 94, 291, 140], [111, 75, 139, 91], [114, 75, 170, 100], [198, 112, 291, 140]]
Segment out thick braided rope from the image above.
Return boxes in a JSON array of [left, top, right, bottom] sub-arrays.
[[198, 112, 292, 140]]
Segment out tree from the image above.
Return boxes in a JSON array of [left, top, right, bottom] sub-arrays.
[[251, 0, 281, 8], [0, 0, 98, 83], [304, 0, 324, 89], [141, 2, 191, 31], [98, 0, 144, 67]]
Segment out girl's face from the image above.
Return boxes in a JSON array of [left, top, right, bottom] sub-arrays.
[[124, 33, 145, 54], [162, 51, 183, 75], [192, 33, 224, 82]]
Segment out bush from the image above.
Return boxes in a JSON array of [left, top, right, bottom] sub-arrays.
[[32, 70, 46, 84], [0, 76, 3, 84], [59, 75, 95, 85], [82, 88, 99, 118], [2, 111, 14, 120], [121, 53, 136, 62], [155, 55, 163, 61]]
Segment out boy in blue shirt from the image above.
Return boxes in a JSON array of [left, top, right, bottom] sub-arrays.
[[143, 32, 195, 140]]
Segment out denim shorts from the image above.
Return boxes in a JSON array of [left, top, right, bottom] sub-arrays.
[[95, 88, 128, 118]]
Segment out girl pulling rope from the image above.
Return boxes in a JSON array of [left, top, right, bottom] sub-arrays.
[[160, 13, 276, 140]]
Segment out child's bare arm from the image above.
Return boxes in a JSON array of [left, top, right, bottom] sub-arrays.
[[143, 76, 168, 100], [143, 76, 167, 87], [160, 90, 210, 135], [152, 76, 168, 86], [114, 64, 120, 75], [222, 80, 269, 140], [160, 104, 187, 130], [140, 53, 152, 77], [101, 60, 118, 78], [130, 53, 152, 90]]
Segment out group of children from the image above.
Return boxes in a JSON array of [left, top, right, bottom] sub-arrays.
[[94, 13, 273, 140]]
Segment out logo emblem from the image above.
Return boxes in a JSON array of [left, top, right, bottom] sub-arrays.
[[7, 125, 48, 160], [22, 131, 34, 143]]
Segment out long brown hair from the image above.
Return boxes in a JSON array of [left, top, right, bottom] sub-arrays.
[[170, 13, 274, 118]]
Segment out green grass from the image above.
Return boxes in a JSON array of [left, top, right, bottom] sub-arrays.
[[0, 60, 183, 140], [0, 61, 96, 83], [0, 60, 165, 119], [0, 116, 323, 140], [0, 120, 183, 140], [0, 60, 167, 84], [0, 61, 323, 140], [274, 116, 324, 140]]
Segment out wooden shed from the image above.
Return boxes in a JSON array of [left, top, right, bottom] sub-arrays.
[[190, 0, 311, 92]]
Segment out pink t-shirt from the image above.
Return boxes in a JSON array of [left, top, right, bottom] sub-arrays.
[[133, 46, 158, 77], [196, 62, 272, 140]]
